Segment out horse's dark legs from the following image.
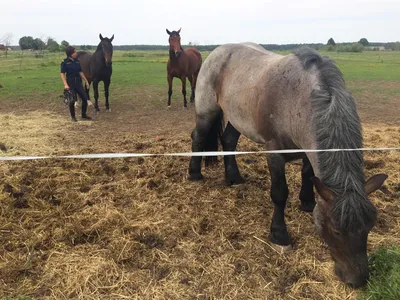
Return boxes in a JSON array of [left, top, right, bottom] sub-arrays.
[[93, 80, 100, 112], [85, 81, 91, 101], [221, 122, 244, 185], [181, 76, 187, 108], [188, 112, 220, 181], [299, 156, 316, 212], [267, 154, 291, 246], [192, 72, 199, 103], [188, 75, 195, 103], [167, 74, 173, 107], [104, 78, 111, 112]]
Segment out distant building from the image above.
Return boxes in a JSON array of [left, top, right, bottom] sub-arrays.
[[0, 44, 6, 51], [365, 46, 386, 51]]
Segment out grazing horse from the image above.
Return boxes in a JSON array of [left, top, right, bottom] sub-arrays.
[[166, 28, 202, 108], [76, 34, 114, 112], [188, 42, 388, 288]]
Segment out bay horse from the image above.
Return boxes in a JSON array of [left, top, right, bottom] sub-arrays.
[[76, 34, 114, 112], [188, 42, 388, 288], [166, 28, 202, 108]]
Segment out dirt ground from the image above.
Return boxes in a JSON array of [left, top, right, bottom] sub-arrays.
[[0, 88, 399, 299]]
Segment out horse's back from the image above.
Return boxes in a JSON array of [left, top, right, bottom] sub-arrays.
[[195, 43, 319, 145], [76, 51, 92, 81], [184, 48, 202, 73], [196, 42, 282, 103]]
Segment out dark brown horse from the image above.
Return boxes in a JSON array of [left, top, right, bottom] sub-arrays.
[[76, 34, 114, 112], [188, 43, 388, 288], [166, 28, 202, 108]]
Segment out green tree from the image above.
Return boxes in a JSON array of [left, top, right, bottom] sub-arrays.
[[46, 37, 60, 52], [32, 38, 45, 51], [327, 38, 336, 46], [19, 36, 35, 50], [359, 38, 369, 46], [61, 40, 70, 48]]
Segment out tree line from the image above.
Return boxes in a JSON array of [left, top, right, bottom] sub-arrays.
[[5, 35, 400, 53], [17, 36, 70, 52]]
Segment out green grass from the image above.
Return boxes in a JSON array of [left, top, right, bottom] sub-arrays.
[[358, 246, 400, 300], [1, 49, 400, 104]]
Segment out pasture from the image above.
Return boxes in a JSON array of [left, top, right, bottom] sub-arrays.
[[0, 49, 399, 299]]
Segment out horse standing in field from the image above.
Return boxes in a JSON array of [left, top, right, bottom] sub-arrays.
[[76, 34, 114, 112], [166, 28, 202, 108], [188, 42, 388, 288]]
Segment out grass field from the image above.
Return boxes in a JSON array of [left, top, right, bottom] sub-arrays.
[[0, 48, 399, 299]]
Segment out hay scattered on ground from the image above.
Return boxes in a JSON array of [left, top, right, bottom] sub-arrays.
[[0, 110, 399, 299]]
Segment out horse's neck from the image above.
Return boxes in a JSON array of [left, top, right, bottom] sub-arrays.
[[169, 49, 185, 64], [93, 51, 110, 73], [92, 48, 104, 63]]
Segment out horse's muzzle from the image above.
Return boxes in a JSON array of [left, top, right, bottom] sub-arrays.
[[175, 51, 182, 58]]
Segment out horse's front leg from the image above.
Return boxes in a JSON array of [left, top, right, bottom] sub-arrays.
[[221, 122, 244, 185], [180, 76, 187, 108], [167, 74, 173, 108], [85, 81, 93, 107], [93, 80, 100, 112], [104, 78, 111, 112], [299, 156, 316, 212], [267, 154, 291, 247]]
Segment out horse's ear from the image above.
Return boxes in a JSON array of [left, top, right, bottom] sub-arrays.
[[365, 174, 388, 194], [311, 177, 335, 207], [99, 34, 104, 41], [110, 34, 114, 42], [177, 28, 181, 34], [166, 29, 171, 35]]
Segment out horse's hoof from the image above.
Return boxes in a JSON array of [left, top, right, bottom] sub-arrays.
[[106, 108, 111, 112], [226, 175, 245, 186], [300, 201, 316, 212], [188, 173, 204, 181], [167, 106, 171, 109], [269, 231, 291, 248]]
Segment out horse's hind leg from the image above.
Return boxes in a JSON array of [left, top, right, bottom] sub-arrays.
[[189, 109, 222, 181], [299, 157, 316, 212], [188, 75, 195, 103], [104, 78, 111, 112], [267, 154, 291, 247], [93, 80, 100, 112], [192, 72, 199, 102], [221, 122, 244, 185]]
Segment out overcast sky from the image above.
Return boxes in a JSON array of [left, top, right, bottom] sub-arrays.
[[1, 0, 399, 46]]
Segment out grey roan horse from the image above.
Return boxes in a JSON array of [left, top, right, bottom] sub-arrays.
[[77, 34, 114, 112], [188, 42, 388, 288]]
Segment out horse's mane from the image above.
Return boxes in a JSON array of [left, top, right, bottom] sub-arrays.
[[294, 47, 377, 231]]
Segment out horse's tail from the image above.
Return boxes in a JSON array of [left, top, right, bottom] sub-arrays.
[[204, 111, 224, 167]]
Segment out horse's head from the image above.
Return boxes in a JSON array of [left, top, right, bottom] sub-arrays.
[[99, 33, 114, 67], [312, 174, 387, 288], [166, 28, 182, 58]]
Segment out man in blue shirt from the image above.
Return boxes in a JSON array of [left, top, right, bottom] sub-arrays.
[[60, 46, 91, 121]]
